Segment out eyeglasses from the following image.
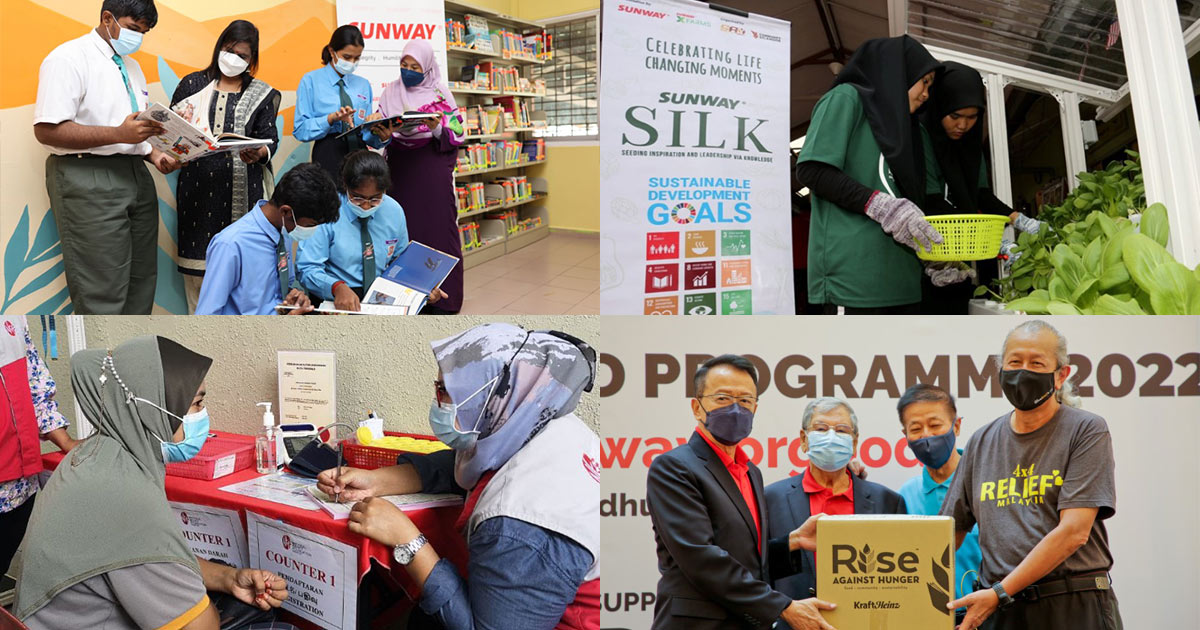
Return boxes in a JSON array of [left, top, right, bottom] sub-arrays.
[[810, 423, 855, 436], [697, 394, 757, 409], [349, 195, 383, 208]]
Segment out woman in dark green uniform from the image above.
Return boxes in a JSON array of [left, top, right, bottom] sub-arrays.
[[796, 35, 945, 315], [920, 61, 1015, 314]]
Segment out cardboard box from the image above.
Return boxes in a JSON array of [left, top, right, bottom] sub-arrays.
[[817, 515, 955, 629]]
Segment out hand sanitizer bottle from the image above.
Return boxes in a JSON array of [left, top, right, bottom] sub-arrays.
[[255, 402, 277, 474]]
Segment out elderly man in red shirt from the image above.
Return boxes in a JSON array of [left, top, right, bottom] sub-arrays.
[[764, 397, 907, 601], [646, 354, 837, 630]]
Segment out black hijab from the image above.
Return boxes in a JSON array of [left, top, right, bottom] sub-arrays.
[[922, 61, 988, 212], [832, 35, 942, 203]]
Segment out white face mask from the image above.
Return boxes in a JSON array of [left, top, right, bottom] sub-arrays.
[[218, 51, 249, 77], [333, 57, 358, 76]]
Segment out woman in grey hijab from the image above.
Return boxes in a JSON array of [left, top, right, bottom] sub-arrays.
[[14, 336, 292, 630]]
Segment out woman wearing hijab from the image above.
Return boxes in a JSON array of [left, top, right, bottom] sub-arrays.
[[13, 336, 292, 630], [171, 20, 280, 313], [371, 39, 467, 314], [796, 35, 945, 314], [317, 323, 599, 630], [918, 61, 1016, 314]]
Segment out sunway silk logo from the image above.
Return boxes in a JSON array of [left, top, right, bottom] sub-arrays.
[[4, 321, 14, 336], [282, 534, 292, 550], [180, 512, 189, 525], [618, 4, 667, 19], [352, 22, 439, 40]]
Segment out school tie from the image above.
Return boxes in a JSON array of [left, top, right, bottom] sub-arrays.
[[276, 236, 292, 302], [112, 54, 139, 113], [360, 217, 376, 288], [337, 79, 364, 151]]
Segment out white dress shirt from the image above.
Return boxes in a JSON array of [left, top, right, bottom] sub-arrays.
[[34, 29, 152, 156]]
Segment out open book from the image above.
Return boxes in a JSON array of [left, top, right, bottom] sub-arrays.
[[336, 112, 441, 139], [137, 103, 271, 163], [315, 241, 459, 315], [305, 486, 463, 520]]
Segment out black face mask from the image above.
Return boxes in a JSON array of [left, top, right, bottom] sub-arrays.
[[1000, 368, 1058, 411]]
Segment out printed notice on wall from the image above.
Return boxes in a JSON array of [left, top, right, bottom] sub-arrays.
[[278, 350, 337, 425], [247, 511, 357, 630]]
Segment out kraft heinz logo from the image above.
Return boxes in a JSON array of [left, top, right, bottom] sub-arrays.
[[618, 4, 667, 19], [352, 22, 438, 40]]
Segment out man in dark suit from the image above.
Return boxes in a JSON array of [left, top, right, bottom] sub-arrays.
[[765, 397, 907, 600], [646, 355, 838, 630]]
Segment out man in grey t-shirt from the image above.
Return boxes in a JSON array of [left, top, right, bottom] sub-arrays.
[[942, 321, 1122, 630]]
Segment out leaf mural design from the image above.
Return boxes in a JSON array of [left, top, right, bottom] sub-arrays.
[[941, 545, 951, 568], [276, 142, 314, 183], [3, 206, 68, 314]]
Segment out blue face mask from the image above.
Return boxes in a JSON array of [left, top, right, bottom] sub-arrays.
[[400, 68, 425, 87], [106, 15, 144, 57], [806, 429, 855, 472], [908, 429, 956, 469], [161, 409, 211, 463], [428, 376, 499, 450]]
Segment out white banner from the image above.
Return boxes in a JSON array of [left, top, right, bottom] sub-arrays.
[[336, 0, 448, 108], [598, 316, 1200, 628], [247, 511, 358, 630], [170, 502, 249, 568], [599, 0, 794, 315]]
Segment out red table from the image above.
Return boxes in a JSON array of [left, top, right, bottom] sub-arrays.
[[42, 432, 469, 628]]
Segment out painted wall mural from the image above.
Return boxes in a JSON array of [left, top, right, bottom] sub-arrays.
[[0, 0, 339, 313]]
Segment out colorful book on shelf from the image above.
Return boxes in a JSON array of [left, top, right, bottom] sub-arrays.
[[446, 19, 466, 47], [465, 15, 493, 53]]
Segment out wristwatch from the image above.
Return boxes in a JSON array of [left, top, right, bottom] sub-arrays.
[[392, 534, 428, 565], [991, 582, 1014, 609]]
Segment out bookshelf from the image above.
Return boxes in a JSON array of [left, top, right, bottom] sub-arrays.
[[445, 1, 553, 269]]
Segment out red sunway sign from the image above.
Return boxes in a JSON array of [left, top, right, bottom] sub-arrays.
[[353, 22, 439, 40]]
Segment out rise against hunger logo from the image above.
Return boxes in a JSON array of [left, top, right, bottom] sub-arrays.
[[981, 463, 1064, 508]]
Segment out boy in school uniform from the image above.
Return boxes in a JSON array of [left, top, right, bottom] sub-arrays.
[[196, 163, 340, 315], [34, 0, 180, 314]]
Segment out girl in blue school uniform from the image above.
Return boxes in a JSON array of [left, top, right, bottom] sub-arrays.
[[296, 150, 448, 312], [293, 25, 387, 178]]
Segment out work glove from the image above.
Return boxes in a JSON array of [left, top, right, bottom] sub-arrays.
[[925, 261, 976, 287], [999, 239, 1021, 275], [1010, 212, 1043, 234], [865, 192, 944, 251]]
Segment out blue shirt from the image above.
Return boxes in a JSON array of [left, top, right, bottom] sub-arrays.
[[398, 450, 593, 630], [293, 64, 386, 148], [899, 449, 983, 601], [195, 200, 296, 315], [296, 194, 410, 299]]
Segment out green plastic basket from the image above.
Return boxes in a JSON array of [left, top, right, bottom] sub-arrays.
[[915, 214, 1009, 261]]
